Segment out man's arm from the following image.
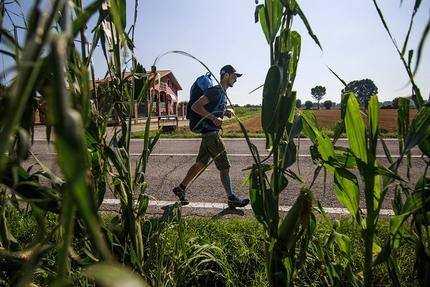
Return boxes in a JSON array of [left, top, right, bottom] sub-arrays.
[[191, 95, 222, 126]]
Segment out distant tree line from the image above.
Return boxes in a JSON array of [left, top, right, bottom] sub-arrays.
[[227, 78, 415, 109], [296, 78, 413, 110], [297, 97, 411, 110]]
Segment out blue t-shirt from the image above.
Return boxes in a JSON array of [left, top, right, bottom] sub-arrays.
[[202, 85, 227, 133]]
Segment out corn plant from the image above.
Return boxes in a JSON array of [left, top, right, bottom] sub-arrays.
[[372, 1, 430, 285], [249, 0, 430, 286], [84, 1, 165, 274], [1, 1, 114, 285], [0, 0, 158, 285], [299, 1, 430, 285], [246, 0, 325, 286]]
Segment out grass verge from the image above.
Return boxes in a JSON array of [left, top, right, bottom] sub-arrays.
[[4, 207, 416, 286]]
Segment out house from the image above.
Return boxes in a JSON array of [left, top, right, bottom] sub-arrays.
[[93, 69, 182, 123], [34, 69, 183, 125], [146, 70, 182, 117]]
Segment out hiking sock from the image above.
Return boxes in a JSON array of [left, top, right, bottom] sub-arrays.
[[179, 184, 186, 191], [225, 175, 233, 196]]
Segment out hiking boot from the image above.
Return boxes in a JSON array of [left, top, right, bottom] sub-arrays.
[[228, 195, 250, 208], [172, 187, 189, 205]]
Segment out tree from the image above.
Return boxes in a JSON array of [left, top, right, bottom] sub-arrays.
[[310, 85, 326, 109], [323, 100, 333, 110], [305, 100, 313, 110], [341, 79, 378, 109], [96, 81, 117, 117], [296, 99, 302, 109], [392, 97, 399, 109], [134, 62, 146, 100]]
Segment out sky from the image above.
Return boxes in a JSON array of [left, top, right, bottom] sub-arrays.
[[1, 0, 429, 106]]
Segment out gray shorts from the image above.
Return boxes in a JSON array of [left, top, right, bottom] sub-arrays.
[[196, 131, 231, 170]]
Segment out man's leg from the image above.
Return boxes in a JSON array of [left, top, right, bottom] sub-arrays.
[[220, 168, 250, 208], [173, 160, 205, 199], [219, 168, 233, 197], [173, 137, 210, 204], [181, 160, 206, 186]]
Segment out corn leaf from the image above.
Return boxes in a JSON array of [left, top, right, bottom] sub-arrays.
[[368, 96, 379, 157], [249, 165, 267, 227], [255, 0, 283, 46], [344, 93, 367, 165], [261, 65, 282, 150], [295, 2, 322, 51], [334, 168, 360, 223], [403, 102, 430, 155], [84, 263, 150, 287], [278, 197, 300, 248]]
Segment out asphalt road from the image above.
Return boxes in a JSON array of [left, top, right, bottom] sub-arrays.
[[25, 125, 425, 219]]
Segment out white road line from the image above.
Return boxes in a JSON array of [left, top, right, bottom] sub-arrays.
[[101, 199, 394, 216], [137, 153, 422, 159], [136, 153, 420, 158], [29, 152, 421, 158]]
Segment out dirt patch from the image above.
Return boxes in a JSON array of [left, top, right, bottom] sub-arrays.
[[224, 109, 418, 133]]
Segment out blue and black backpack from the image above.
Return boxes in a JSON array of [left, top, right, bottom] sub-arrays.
[[188, 73, 224, 133]]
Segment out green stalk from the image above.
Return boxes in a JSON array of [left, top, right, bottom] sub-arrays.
[[50, 34, 112, 262], [53, 191, 76, 286], [362, 225, 375, 286]]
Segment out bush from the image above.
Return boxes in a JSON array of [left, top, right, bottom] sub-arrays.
[[305, 100, 313, 110], [323, 100, 333, 109]]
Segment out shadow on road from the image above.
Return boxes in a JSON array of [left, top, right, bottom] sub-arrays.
[[161, 203, 180, 219], [212, 207, 245, 218], [159, 203, 246, 219]]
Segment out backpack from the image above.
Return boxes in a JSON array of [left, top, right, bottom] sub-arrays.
[[188, 73, 224, 133]]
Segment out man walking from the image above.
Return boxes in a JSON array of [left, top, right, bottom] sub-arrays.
[[172, 65, 250, 208]]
